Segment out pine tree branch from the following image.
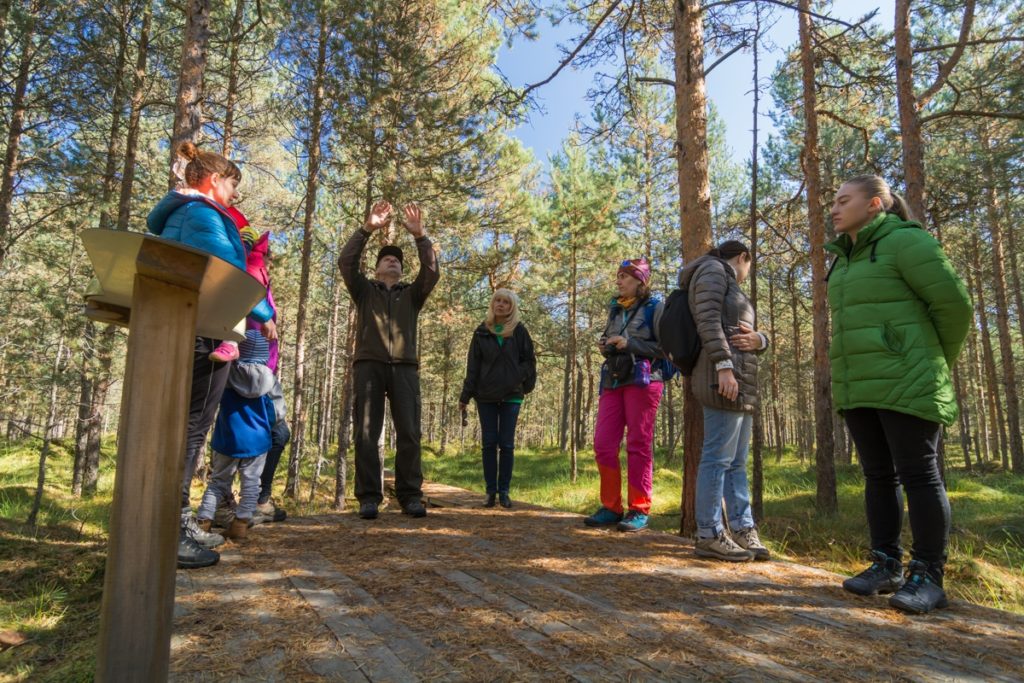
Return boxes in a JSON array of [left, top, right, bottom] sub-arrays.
[[915, 35, 1024, 53], [703, 40, 748, 77], [517, 0, 623, 101], [920, 109, 1024, 123], [916, 0, 975, 109]]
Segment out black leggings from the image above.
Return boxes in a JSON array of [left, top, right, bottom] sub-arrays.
[[181, 337, 230, 510], [843, 408, 949, 566]]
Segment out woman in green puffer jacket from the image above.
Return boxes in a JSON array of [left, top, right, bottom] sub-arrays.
[[826, 174, 971, 615]]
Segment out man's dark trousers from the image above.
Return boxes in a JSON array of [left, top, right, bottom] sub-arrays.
[[353, 360, 423, 506]]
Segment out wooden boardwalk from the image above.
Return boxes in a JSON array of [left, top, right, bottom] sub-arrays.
[[171, 480, 1024, 682]]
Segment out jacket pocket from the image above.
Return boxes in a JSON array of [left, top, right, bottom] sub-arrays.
[[882, 322, 904, 354]]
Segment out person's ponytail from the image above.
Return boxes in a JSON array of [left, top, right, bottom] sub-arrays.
[[888, 192, 913, 222], [845, 174, 917, 223], [176, 142, 241, 188]]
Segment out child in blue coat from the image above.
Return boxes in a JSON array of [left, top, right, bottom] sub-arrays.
[[196, 330, 278, 540]]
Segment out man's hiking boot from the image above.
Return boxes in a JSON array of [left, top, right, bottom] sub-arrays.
[[732, 526, 770, 561], [402, 500, 428, 518], [178, 531, 219, 569], [695, 532, 754, 562], [359, 501, 379, 520], [181, 511, 224, 549], [843, 550, 904, 596]]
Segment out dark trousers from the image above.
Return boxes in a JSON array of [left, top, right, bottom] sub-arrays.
[[477, 401, 521, 495], [353, 361, 423, 505], [181, 337, 230, 510], [258, 418, 291, 504], [844, 407, 950, 566]]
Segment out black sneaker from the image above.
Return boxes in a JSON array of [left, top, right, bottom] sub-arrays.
[[484, 494, 496, 508], [843, 550, 904, 596], [889, 560, 948, 614], [178, 531, 220, 569], [498, 493, 512, 509], [401, 500, 427, 518], [359, 501, 379, 520]]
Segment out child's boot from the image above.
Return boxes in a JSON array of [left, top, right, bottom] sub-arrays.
[[226, 517, 250, 540]]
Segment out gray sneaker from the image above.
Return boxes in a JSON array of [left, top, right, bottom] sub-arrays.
[[695, 532, 754, 562], [732, 526, 771, 561], [181, 512, 225, 549]]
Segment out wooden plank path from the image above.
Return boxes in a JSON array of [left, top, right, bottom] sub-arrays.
[[171, 480, 1024, 682]]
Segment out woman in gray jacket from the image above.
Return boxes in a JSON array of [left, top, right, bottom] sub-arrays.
[[679, 241, 771, 562]]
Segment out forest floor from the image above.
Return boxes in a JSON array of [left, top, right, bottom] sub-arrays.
[[1, 438, 1023, 681]]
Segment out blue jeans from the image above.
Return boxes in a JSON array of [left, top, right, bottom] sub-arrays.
[[477, 401, 521, 495], [696, 406, 754, 539]]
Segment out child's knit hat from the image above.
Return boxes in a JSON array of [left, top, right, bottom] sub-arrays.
[[238, 329, 270, 364]]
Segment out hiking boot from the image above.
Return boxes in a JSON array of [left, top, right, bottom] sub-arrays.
[[402, 500, 427, 518], [484, 494, 496, 508], [617, 510, 649, 532], [499, 493, 512, 509], [732, 526, 770, 561], [178, 531, 220, 569], [584, 507, 623, 527], [359, 501, 379, 520], [889, 560, 948, 614], [252, 498, 287, 525], [212, 499, 236, 529], [843, 550, 904, 596], [181, 512, 224, 549], [225, 517, 250, 540], [695, 532, 754, 562]]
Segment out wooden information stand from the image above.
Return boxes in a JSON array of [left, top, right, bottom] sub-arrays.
[[80, 229, 266, 682]]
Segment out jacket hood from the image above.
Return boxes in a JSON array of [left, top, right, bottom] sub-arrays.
[[146, 190, 231, 235], [227, 361, 276, 399], [679, 254, 733, 290]]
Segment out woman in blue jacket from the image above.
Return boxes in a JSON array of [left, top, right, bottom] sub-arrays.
[[147, 142, 276, 569]]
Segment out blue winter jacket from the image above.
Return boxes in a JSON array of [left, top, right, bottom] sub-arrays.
[[211, 361, 277, 458], [146, 191, 274, 322]]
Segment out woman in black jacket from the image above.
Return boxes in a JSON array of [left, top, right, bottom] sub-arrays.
[[459, 289, 537, 508]]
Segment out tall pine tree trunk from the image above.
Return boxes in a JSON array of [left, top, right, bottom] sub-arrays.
[[286, 9, 328, 497], [0, 13, 36, 268], [221, 0, 245, 156], [970, 235, 1007, 468], [674, 0, 713, 537], [169, 0, 210, 188], [799, 0, 837, 513], [981, 141, 1023, 472]]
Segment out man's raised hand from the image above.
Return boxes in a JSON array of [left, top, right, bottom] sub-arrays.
[[365, 200, 393, 232], [402, 203, 424, 238]]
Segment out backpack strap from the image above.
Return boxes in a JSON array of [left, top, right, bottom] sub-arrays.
[[825, 256, 840, 282]]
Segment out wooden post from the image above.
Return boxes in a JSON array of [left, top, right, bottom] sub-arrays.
[[95, 240, 207, 682]]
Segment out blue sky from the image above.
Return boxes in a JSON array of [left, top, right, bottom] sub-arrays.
[[496, 0, 896, 166]]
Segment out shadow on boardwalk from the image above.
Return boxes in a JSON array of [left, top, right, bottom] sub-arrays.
[[171, 480, 1024, 682]]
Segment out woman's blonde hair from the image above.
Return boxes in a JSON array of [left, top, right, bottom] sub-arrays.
[[485, 288, 520, 338], [844, 174, 914, 222]]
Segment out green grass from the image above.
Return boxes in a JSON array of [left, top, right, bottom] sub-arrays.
[[422, 442, 1024, 613], [2, 437, 1022, 681]]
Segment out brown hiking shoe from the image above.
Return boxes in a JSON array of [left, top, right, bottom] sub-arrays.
[[226, 517, 250, 540], [695, 532, 754, 562], [252, 498, 287, 525], [732, 527, 771, 561]]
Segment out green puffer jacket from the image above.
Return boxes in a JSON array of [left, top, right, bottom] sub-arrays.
[[824, 212, 972, 426]]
